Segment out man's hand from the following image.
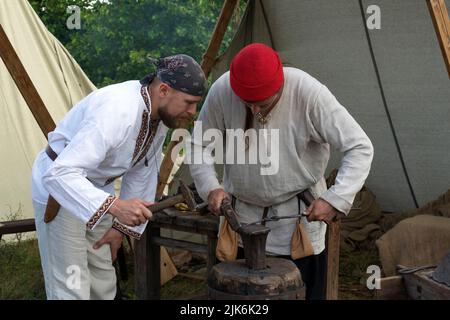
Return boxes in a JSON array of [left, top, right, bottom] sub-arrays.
[[207, 188, 230, 216], [108, 198, 153, 227], [93, 228, 124, 262], [305, 198, 338, 223]]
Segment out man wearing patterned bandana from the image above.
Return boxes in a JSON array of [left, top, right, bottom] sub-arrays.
[[31, 54, 206, 300]]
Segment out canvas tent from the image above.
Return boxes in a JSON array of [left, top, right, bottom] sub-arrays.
[[170, 0, 450, 214], [0, 0, 95, 222]]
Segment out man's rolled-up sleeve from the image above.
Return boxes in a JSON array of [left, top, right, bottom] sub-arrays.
[[307, 85, 374, 214]]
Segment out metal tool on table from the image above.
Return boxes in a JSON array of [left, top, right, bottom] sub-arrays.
[[243, 189, 338, 226]]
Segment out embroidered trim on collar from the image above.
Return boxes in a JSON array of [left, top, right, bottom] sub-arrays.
[[140, 85, 151, 111], [133, 120, 159, 167], [132, 110, 149, 161], [131, 85, 160, 167]]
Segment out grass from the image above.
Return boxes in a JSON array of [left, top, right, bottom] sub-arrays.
[[338, 248, 380, 299], [0, 239, 46, 299], [0, 237, 379, 300]]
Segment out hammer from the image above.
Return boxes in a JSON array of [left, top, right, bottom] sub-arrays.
[[147, 181, 197, 214]]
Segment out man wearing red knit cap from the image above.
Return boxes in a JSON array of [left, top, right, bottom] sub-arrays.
[[190, 43, 374, 299]]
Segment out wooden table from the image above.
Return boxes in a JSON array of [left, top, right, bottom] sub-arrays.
[[134, 208, 219, 299]]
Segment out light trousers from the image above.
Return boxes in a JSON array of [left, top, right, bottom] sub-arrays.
[[33, 201, 116, 300]]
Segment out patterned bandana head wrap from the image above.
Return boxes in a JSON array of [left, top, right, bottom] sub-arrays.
[[140, 54, 207, 97]]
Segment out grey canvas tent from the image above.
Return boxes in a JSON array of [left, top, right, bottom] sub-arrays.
[[172, 0, 450, 214]]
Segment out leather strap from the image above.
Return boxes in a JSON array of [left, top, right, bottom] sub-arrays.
[[261, 207, 270, 226], [297, 189, 315, 207], [45, 145, 58, 161], [43, 145, 60, 223]]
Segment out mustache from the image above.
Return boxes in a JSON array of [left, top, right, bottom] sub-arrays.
[[174, 112, 195, 123], [158, 108, 195, 129]]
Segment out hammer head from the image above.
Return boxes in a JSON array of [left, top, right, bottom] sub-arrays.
[[179, 180, 197, 211]]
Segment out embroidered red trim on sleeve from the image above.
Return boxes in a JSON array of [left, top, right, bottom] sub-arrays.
[[86, 195, 117, 229]]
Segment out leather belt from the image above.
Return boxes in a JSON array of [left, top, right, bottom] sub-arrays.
[[44, 145, 60, 223], [45, 145, 58, 161]]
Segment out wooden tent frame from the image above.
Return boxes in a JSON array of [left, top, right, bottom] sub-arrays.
[[427, 0, 450, 77], [0, 25, 55, 138]]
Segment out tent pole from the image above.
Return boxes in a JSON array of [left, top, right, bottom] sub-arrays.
[[155, 0, 239, 199], [427, 0, 450, 77], [200, 0, 240, 79], [0, 25, 55, 139]]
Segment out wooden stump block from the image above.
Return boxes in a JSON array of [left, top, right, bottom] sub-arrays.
[[208, 258, 305, 300]]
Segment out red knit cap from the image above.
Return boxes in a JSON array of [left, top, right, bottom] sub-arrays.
[[230, 43, 284, 102]]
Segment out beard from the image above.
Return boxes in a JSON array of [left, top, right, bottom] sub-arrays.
[[158, 106, 193, 129]]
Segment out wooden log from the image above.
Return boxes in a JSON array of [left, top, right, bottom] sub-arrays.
[[325, 218, 341, 300], [0, 25, 55, 139], [0, 219, 35, 235], [427, 0, 450, 77]]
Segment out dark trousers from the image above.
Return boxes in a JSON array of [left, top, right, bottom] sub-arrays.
[[237, 248, 327, 300]]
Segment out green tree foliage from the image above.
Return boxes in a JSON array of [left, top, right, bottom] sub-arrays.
[[29, 0, 246, 88], [28, 0, 93, 44]]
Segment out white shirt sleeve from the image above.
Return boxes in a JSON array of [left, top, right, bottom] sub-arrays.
[[308, 85, 374, 214], [189, 83, 225, 201], [111, 140, 163, 239], [42, 117, 127, 230]]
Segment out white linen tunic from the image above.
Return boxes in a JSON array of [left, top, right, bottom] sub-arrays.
[[189, 68, 374, 255], [31, 80, 168, 239]]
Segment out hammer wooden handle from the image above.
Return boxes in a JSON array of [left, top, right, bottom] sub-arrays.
[[147, 194, 184, 213]]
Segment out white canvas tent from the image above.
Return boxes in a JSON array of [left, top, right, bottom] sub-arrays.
[[171, 0, 450, 214], [0, 0, 95, 222]]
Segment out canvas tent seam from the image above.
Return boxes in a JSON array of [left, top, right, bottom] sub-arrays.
[[259, 0, 277, 50], [358, 0, 419, 208], [52, 39, 74, 108]]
